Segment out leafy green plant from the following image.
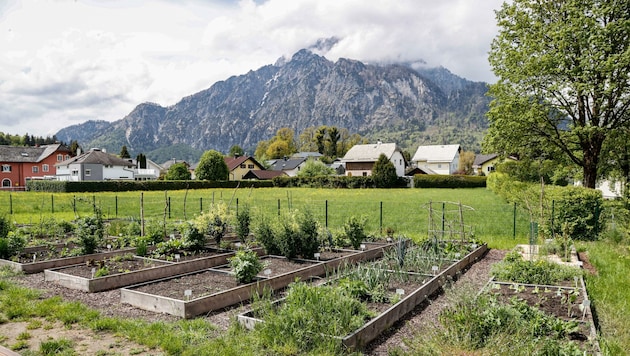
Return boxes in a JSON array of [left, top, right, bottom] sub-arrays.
[[491, 250, 582, 285], [254, 217, 279, 255], [342, 215, 367, 250], [0, 230, 26, 259], [0, 215, 12, 239], [297, 209, 320, 259], [228, 248, 265, 284], [75, 213, 104, 255], [182, 222, 205, 251], [94, 266, 109, 278], [235, 206, 251, 243]]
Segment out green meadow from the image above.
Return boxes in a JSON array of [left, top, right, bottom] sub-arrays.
[[0, 187, 530, 248]]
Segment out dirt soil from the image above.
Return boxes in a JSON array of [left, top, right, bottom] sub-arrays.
[[55, 256, 170, 278]]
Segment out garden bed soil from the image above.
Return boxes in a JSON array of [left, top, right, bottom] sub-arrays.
[[52, 256, 171, 279], [213, 255, 319, 278], [131, 270, 239, 300]]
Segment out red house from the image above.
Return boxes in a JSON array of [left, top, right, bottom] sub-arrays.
[[0, 144, 73, 190]]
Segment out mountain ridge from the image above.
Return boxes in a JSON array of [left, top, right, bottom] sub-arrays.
[[56, 49, 490, 163]]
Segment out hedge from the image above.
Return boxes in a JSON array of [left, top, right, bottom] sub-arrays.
[[413, 174, 487, 188], [271, 175, 409, 188], [26, 180, 274, 193]]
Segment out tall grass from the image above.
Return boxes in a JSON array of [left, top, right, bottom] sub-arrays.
[[0, 188, 530, 246]]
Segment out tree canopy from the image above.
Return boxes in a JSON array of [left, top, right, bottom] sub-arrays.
[[119, 145, 131, 159], [372, 154, 398, 188], [165, 162, 191, 180], [484, 0, 630, 188], [195, 150, 228, 181], [296, 159, 336, 178]]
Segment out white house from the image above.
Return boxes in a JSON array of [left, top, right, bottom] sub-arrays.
[[412, 144, 461, 175], [341, 142, 406, 177], [133, 158, 163, 181], [56, 148, 135, 181]]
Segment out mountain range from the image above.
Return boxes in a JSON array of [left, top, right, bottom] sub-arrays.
[[55, 49, 490, 163]]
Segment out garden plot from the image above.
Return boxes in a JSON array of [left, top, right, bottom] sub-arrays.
[[120, 244, 391, 318], [212, 255, 318, 278], [482, 248, 600, 354], [44, 248, 252, 292], [237, 242, 488, 350]]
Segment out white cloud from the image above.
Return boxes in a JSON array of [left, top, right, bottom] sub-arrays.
[[0, 0, 503, 137]]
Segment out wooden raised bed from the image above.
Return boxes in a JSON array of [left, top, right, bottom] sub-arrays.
[[44, 248, 263, 292], [237, 243, 488, 350], [120, 243, 392, 318], [0, 247, 137, 274]]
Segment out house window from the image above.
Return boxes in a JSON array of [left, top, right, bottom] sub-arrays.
[[240, 164, 246, 168], [65, 155, 70, 160], [487, 166, 495, 172], [43, 164, 49, 172], [362, 172, 367, 177], [399, 159, 402, 165], [2, 179, 10, 187], [71, 170, 79, 176], [248, 164, 254, 169], [57, 154, 63, 161], [437, 164, 442, 168], [1, 165, 10, 172], [32, 166, 39, 173], [85, 169, 91, 176]]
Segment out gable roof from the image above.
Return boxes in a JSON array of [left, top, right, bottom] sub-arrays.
[[0, 144, 70, 163], [342, 142, 401, 162], [56, 149, 134, 167], [269, 157, 307, 171], [472, 154, 499, 168], [412, 144, 461, 163], [161, 159, 190, 170], [242, 170, 286, 180], [224, 156, 263, 171]]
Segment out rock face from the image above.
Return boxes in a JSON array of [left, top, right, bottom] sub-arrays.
[[56, 49, 490, 161]]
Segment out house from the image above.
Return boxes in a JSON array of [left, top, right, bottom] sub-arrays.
[[412, 144, 461, 175], [0, 143, 73, 189], [132, 157, 163, 181], [268, 157, 308, 177], [55, 148, 135, 181], [472, 154, 518, 176], [341, 142, 406, 177], [291, 152, 323, 160], [242, 170, 287, 180], [224, 156, 265, 181]]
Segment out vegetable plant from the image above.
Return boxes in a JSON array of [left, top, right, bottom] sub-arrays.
[[229, 248, 265, 284]]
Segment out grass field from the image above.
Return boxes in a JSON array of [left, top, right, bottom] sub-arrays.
[[0, 188, 531, 248]]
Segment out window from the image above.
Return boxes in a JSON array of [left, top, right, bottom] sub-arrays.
[[437, 164, 442, 168], [1, 165, 10, 172], [64, 155, 70, 160], [240, 164, 246, 168], [71, 170, 79, 176], [248, 164, 254, 169], [362, 172, 367, 177], [2, 179, 10, 187], [85, 169, 91, 176], [32, 166, 39, 173], [57, 154, 63, 161], [43, 164, 49, 172], [487, 166, 495, 172]]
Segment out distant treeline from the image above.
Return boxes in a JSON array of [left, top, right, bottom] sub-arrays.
[[0, 132, 62, 146]]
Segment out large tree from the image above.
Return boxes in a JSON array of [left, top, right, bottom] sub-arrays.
[[372, 154, 398, 188], [484, 0, 630, 188], [165, 162, 191, 180], [195, 150, 228, 181]]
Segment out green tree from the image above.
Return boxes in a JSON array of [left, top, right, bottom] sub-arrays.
[[296, 159, 335, 177], [485, 0, 630, 189], [326, 126, 340, 158], [195, 150, 228, 181], [136, 153, 147, 169], [315, 126, 327, 154], [165, 162, 191, 180], [119, 145, 131, 159], [372, 154, 398, 188], [70, 140, 81, 156], [229, 145, 245, 157]]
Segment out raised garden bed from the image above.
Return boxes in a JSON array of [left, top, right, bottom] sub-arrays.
[[0, 247, 137, 274], [237, 242, 488, 350], [44, 248, 263, 292], [120, 242, 392, 318]]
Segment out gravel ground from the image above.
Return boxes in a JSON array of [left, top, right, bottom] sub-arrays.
[[9, 248, 507, 355]]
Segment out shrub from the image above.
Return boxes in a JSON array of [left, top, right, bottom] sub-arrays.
[[414, 174, 486, 188], [276, 218, 300, 259], [229, 248, 265, 284], [254, 218, 279, 255], [0, 231, 27, 259], [297, 210, 320, 259], [182, 223, 206, 251], [194, 202, 230, 245], [372, 154, 399, 188], [491, 250, 582, 285], [342, 216, 368, 250], [0, 215, 12, 239], [235, 207, 251, 243], [75, 213, 104, 255]]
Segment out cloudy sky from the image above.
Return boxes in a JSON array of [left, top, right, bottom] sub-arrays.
[[0, 0, 504, 138]]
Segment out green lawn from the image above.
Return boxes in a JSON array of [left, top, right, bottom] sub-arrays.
[[0, 188, 530, 247]]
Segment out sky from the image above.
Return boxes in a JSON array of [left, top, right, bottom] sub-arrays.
[[0, 0, 505, 138]]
